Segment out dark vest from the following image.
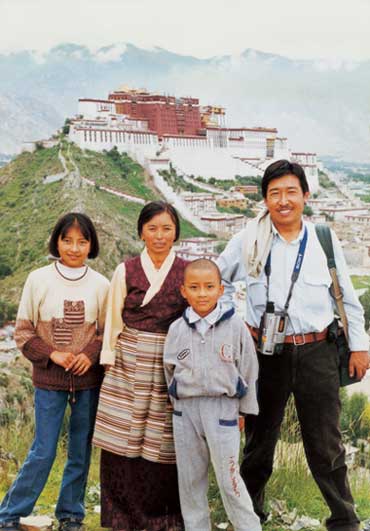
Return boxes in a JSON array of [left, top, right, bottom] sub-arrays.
[[123, 255, 188, 333]]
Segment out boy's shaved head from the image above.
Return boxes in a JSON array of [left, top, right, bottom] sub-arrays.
[[184, 259, 222, 283]]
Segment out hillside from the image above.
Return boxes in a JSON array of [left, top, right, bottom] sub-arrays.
[[0, 140, 205, 304]]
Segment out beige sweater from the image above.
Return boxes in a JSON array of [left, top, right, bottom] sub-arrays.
[[15, 262, 109, 390]]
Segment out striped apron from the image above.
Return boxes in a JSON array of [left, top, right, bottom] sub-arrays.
[[93, 326, 175, 464]]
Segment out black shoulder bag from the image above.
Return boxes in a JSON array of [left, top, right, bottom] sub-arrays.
[[315, 224, 362, 387]]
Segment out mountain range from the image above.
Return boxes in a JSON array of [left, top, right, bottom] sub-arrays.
[[0, 43, 369, 160]]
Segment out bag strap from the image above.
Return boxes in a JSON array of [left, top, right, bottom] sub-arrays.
[[315, 224, 349, 341]]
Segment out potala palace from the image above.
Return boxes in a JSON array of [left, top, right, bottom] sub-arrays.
[[69, 86, 319, 188], [67, 86, 320, 235]]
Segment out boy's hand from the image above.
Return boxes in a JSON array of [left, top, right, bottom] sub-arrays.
[[239, 416, 245, 432], [50, 350, 75, 369]]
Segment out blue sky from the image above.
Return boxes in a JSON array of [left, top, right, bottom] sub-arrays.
[[1, 0, 370, 61]]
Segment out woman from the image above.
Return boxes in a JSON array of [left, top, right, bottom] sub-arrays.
[[93, 201, 188, 531], [0, 213, 109, 531]]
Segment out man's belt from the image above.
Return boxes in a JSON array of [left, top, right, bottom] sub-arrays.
[[248, 326, 328, 346]]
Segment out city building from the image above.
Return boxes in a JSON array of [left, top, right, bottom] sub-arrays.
[[174, 237, 219, 261], [232, 185, 259, 195], [216, 195, 247, 210]]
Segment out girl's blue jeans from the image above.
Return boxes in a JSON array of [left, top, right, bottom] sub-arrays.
[[0, 387, 99, 525]]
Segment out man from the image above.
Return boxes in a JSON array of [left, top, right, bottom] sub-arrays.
[[217, 159, 369, 531]]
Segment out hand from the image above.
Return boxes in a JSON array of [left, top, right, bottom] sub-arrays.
[[349, 351, 370, 380], [239, 416, 245, 432], [67, 353, 92, 376], [103, 364, 113, 373], [50, 351, 75, 369]]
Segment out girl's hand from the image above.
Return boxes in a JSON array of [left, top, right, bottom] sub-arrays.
[[50, 350, 75, 369], [68, 353, 92, 376]]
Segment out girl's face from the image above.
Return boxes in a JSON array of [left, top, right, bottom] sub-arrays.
[[57, 225, 91, 268], [141, 211, 176, 257]]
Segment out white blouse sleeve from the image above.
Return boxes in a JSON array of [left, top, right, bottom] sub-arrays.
[[100, 263, 127, 366]]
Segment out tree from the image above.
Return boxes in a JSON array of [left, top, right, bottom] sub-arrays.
[[215, 241, 227, 254], [62, 118, 71, 136], [303, 205, 314, 217]]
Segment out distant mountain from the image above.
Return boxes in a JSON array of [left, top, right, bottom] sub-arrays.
[[0, 43, 369, 160]]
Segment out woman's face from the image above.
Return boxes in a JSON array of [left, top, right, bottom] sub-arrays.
[[141, 211, 177, 257], [57, 225, 91, 268]]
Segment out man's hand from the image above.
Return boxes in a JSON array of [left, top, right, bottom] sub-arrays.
[[66, 353, 92, 376], [349, 351, 370, 379], [50, 351, 75, 369]]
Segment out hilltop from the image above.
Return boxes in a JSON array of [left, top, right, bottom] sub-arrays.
[[0, 140, 204, 305]]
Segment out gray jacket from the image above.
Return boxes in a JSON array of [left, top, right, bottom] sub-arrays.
[[163, 307, 259, 415]]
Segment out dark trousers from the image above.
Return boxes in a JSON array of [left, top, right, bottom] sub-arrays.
[[240, 339, 360, 531]]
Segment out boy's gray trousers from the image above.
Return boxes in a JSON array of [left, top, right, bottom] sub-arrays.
[[172, 396, 261, 531]]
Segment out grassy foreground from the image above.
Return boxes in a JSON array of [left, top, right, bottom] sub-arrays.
[[1, 401, 369, 531]]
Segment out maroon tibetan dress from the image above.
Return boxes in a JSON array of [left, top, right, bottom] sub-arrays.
[[94, 255, 188, 531]]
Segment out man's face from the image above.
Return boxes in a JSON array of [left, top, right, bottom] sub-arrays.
[[264, 174, 309, 230]]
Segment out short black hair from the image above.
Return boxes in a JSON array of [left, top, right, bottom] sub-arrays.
[[184, 258, 222, 283], [137, 201, 180, 241], [261, 159, 309, 198], [49, 212, 99, 259]]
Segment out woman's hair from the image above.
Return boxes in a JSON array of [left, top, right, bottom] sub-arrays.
[[137, 201, 181, 241], [49, 212, 99, 259], [261, 159, 309, 198]]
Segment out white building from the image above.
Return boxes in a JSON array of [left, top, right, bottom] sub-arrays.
[[69, 92, 321, 193], [200, 213, 246, 236], [175, 237, 219, 261], [320, 207, 369, 221], [291, 152, 319, 192], [181, 192, 217, 216]]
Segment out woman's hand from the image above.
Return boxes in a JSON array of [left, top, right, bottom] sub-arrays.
[[67, 353, 92, 376], [50, 350, 75, 369]]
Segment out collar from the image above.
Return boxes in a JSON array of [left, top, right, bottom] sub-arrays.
[[141, 246, 175, 274], [272, 220, 306, 244], [183, 303, 235, 328], [187, 302, 222, 325]]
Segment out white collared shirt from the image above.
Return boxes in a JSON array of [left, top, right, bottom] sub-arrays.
[[186, 302, 223, 337], [217, 220, 369, 352]]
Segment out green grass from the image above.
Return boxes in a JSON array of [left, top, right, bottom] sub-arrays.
[[70, 145, 157, 201], [159, 169, 207, 194], [1, 393, 369, 531], [351, 275, 370, 290]]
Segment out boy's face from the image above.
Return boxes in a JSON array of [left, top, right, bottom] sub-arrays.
[[181, 267, 224, 318]]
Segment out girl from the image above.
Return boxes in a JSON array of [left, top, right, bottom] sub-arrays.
[[0, 213, 109, 531]]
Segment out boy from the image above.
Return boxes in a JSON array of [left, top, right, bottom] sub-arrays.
[[163, 258, 261, 531]]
